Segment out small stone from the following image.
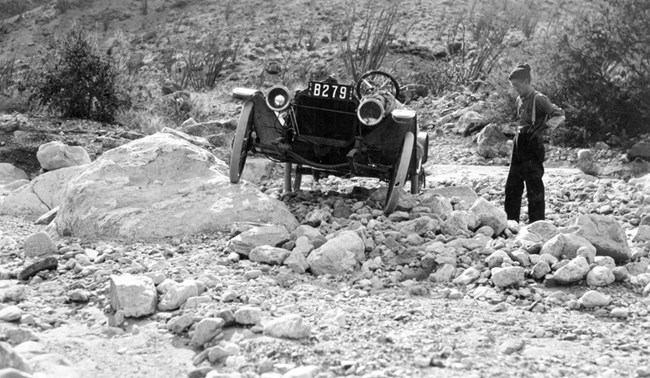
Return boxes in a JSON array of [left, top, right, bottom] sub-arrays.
[[491, 266, 524, 288], [610, 307, 629, 319], [282, 365, 320, 378], [0, 306, 23, 322], [17, 256, 58, 281], [244, 270, 263, 280], [23, 232, 57, 258], [586, 266, 615, 287], [531, 261, 551, 280], [68, 289, 91, 303], [110, 274, 157, 317], [191, 318, 225, 347], [499, 339, 525, 355], [263, 314, 311, 339], [577, 290, 611, 309], [234, 306, 262, 325], [167, 314, 194, 334]]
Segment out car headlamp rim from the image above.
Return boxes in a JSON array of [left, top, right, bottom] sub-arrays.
[[265, 85, 292, 112], [357, 97, 386, 126]]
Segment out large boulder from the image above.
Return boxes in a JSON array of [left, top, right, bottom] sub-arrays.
[[0, 165, 84, 220], [54, 131, 298, 240], [476, 124, 508, 158], [36, 141, 91, 171], [0, 163, 29, 185], [571, 214, 631, 263]]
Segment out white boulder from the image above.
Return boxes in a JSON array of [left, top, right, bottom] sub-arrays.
[[37, 141, 91, 171], [54, 131, 298, 240]]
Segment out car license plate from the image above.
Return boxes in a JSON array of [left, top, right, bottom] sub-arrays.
[[308, 81, 354, 100]]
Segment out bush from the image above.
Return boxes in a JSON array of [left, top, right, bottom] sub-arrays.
[[31, 25, 130, 122], [546, 0, 650, 143], [337, 0, 401, 82], [166, 31, 241, 91]]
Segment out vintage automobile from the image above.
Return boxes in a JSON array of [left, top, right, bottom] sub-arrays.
[[229, 70, 429, 214]]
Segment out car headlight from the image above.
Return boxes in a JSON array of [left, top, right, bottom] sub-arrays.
[[265, 85, 292, 112]]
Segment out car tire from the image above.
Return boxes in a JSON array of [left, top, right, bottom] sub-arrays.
[[229, 101, 254, 183], [385, 131, 414, 214]]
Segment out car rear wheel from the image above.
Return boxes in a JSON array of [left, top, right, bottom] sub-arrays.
[[229, 101, 254, 183], [385, 131, 414, 214]]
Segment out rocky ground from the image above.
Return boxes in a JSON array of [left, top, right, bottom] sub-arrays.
[[1, 131, 650, 377]]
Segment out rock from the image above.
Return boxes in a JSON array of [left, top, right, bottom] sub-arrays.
[[263, 314, 311, 339], [283, 365, 320, 378], [485, 250, 512, 268], [457, 111, 485, 135], [234, 307, 261, 325], [228, 225, 290, 257], [499, 339, 525, 355], [0, 368, 33, 378], [491, 266, 525, 288], [610, 307, 628, 319], [429, 264, 456, 283], [644, 281, 650, 297], [0, 166, 84, 220], [283, 251, 310, 274], [0, 342, 31, 374], [572, 214, 631, 263], [594, 256, 616, 270], [306, 231, 364, 276], [35, 206, 58, 225], [240, 158, 275, 185], [167, 314, 194, 334], [453, 266, 481, 286], [576, 149, 601, 175], [290, 225, 323, 242], [577, 290, 611, 308], [0, 306, 23, 322], [586, 266, 615, 287], [37, 141, 91, 171], [531, 261, 551, 280], [612, 267, 629, 282], [553, 256, 590, 285], [627, 140, 650, 161], [158, 280, 201, 311], [516, 221, 559, 246], [17, 256, 58, 281], [476, 124, 508, 158], [539, 233, 596, 262], [191, 318, 225, 347], [68, 289, 91, 303], [634, 216, 650, 242], [249, 246, 290, 265], [470, 198, 507, 235], [0, 163, 29, 185], [54, 131, 298, 240], [417, 193, 453, 218], [441, 210, 471, 236], [426, 186, 478, 208], [22, 232, 57, 258], [109, 274, 157, 317], [396, 216, 439, 236]]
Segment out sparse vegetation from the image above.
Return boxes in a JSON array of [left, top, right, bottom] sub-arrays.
[[337, 0, 402, 82], [30, 24, 130, 122]]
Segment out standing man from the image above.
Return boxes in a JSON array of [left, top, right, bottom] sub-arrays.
[[505, 64, 565, 223]]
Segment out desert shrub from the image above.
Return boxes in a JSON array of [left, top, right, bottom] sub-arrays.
[[0, 56, 15, 93], [336, 0, 401, 82], [31, 24, 130, 122], [545, 0, 650, 143], [166, 31, 241, 91]]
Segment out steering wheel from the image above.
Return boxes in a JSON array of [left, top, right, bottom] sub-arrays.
[[355, 70, 400, 100]]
